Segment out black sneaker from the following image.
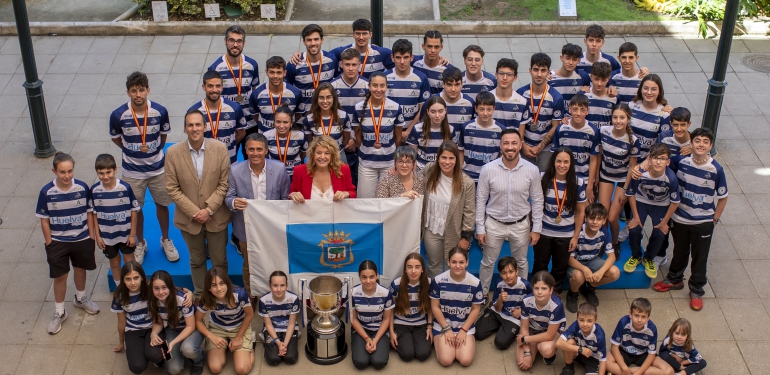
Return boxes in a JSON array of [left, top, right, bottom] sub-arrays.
[[191, 363, 204, 375], [543, 354, 557, 365], [566, 291, 579, 313], [582, 286, 600, 307], [231, 233, 242, 255], [559, 365, 576, 375]]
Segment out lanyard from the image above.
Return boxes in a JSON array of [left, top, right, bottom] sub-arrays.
[[224, 55, 243, 98], [269, 85, 284, 114], [204, 100, 222, 139], [276, 135, 291, 164], [368, 100, 385, 143], [306, 53, 322, 89], [321, 113, 335, 136], [530, 84, 549, 125], [552, 178, 566, 222], [359, 47, 370, 76], [130, 103, 148, 145]]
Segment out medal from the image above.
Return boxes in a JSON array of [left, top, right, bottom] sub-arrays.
[[321, 113, 335, 136], [555, 215, 563, 224], [374, 142, 382, 149], [203, 99, 222, 139], [225, 55, 245, 103], [529, 84, 548, 128], [306, 52, 322, 89], [140, 145, 149, 153], [552, 177, 567, 225], [368, 99, 385, 147], [130, 102, 149, 152], [275, 135, 291, 164]]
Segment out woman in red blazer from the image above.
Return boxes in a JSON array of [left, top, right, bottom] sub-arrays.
[[289, 135, 357, 203]]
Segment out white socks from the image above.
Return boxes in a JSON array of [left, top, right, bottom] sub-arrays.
[[55, 302, 65, 315]]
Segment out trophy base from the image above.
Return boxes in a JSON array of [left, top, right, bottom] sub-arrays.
[[304, 344, 348, 365], [304, 321, 348, 365]]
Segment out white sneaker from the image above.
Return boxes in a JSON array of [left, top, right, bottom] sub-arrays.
[[48, 310, 67, 335], [654, 255, 668, 269], [73, 295, 100, 314], [134, 240, 147, 264], [162, 238, 180, 262], [618, 226, 629, 242]]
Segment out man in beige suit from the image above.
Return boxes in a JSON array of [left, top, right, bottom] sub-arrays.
[[166, 109, 232, 297]]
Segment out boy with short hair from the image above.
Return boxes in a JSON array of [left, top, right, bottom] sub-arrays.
[[286, 24, 338, 113], [461, 44, 497, 100], [556, 303, 607, 375], [384, 39, 431, 135], [434, 66, 476, 130], [331, 48, 369, 184], [458, 91, 503, 181], [611, 42, 647, 104], [607, 298, 671, 375], [576, 24, 621, 74], [89, 154, 140, 287], [566, 203, 620, 313], [492, 58, 531, 134], [412, 30, 455, 94], [552, 93, 601, 202], [653, 128, 727, 311], [585, 61, 617, 127], [250, 56, 302, 134], [517, 53, 566, 172], [329, 18, 395, 77], [625, 143, 680, 280], [189, 70, 247, 164], [550, 43, 592, 108], [657, 107, 692, 159], [475, 257, 533, 350]]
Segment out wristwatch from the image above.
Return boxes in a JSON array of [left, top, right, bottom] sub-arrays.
[[206, 207, 214, 216], [520, 335, 526, 344]]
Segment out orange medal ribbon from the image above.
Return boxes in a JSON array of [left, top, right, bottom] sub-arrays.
[[269, 85, 284, 114], [224, 55, 243, 101], [306, 53, 322, 89], [553, 177, 566, 223], [359, 48, 370, 76], [368, 100, 385, 144], [321, 113, 335, 136], [204, 100, 222, 140], [530, 84, 548, 126], [275, 135, 291, 164], [130, 103, 149, 150]]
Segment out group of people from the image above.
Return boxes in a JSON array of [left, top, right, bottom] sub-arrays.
[[33, 18, 727, 374]]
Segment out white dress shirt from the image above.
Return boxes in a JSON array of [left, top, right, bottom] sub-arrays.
[[188, 139, 206, 181], [249, 164, 267, 201], [476, 157, 544, 234]]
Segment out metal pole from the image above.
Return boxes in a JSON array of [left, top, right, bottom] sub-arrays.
[[13, 0, 55, 158], [371, 0, 383, 47], [701, 0, 740, 151]]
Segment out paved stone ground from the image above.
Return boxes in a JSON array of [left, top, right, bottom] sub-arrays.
[[0, 33, 768, 375]]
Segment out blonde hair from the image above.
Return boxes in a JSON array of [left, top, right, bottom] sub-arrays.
[[306, 135, 342, 178], [665, 318, 694, 352]]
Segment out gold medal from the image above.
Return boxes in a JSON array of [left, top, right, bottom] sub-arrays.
[[552, 177, 567, 225], [374, 142, 382, 149], [235, 94, 244, 103], [140, 145, 149, 153], [555, 215, 563, 224]]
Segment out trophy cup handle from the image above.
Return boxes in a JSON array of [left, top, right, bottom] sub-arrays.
[[343, 277, 350, 324], [346, 276, 354, 324], [298, 278, 307, 328]]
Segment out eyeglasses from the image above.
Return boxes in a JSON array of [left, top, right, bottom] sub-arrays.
[[227, 38, 245, 45], [396, 160, 414, 166], [496, 72, 515, 78], [651, 156, 669, 163]]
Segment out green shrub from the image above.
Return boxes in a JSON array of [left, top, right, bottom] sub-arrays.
[[635, 0, 770, 38], [227, 0, 287, 15], [134, 0, 286, 17]]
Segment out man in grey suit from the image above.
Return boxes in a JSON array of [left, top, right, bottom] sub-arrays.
[[226, 133, 290, 298]]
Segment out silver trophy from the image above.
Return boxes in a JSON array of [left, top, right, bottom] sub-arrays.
[[299, 275, 349, 364]]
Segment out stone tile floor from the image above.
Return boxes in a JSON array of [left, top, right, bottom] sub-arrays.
[[0, 33, 768, 374]]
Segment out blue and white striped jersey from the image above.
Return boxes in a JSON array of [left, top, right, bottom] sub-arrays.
[[384, 68, 431, 123], [89, 180, 140, 246], [458, 119, 505, 181], [576, 52, 621, 75], [610, 70, 643, 104], [285, 51, 338, 113], [352, 98, 406, 169], [111, 292, 152, 331], [585, 91, 617, 127], [626, 168, 681, 206], [552, 121, 601, 182], [490, 277, 533, 325], [197, 287, 251, 332], [661, 336, 703, 363], [431, 93, 476, 130], [109, 100, 171, 179], [406, 122, 460, 170], [461, 70, 497, 100], [188, 99, 247, 164], [390, 277, 431, 326], [352, 283, 394, 331], [412, 56, 455, 94], [611, 315, 658, 355], [561, 321, 608, 362], [302, 110, 352, 150], [629, 101, 671, 161], [258, 291, 300, 333], [600, 126, 641, 182], [208, 54, 260, 129], [330, 44, 394, 78], [517, 85, 566, 147], [263, 129, 308, 176], [521, 294, 566, 333], [657, 131, 690, 158], [430, 270, 484, 335], [542, 176, 587, 238], [492, 91, 531, 131], [330, 75, 369, 123], [573, 226, 615, 261], [36, 179, 92, 242], [670, 157, 728, 224], [549, 69, 591, 107], [249, 83, 302, 134], [157, 290, 194, 329]]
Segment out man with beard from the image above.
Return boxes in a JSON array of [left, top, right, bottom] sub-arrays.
[[475, 129, 544, 296]]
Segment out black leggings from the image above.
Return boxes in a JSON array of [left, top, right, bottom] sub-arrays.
[[263, 331, 299, 366], [533, 234, 571, 291], [659, 351, 707, 375], [393, 323, 432, 362], [125, 328, 165, 374]]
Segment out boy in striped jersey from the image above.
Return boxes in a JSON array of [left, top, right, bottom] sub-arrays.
[[384, 39, 431, 136], [552, 93, 601, 202], [550, 43, 591, 108], [331, 48, 369, 184], [286, 24, 338, 114], [607, 298, 671, 375], [461, 45, 496, 100], [575, 24, 621, 74], [475, 257, 532, 350], [657, 107, 692, 160], [610, 42, 649, 104], [329, 19, 395, 77], [250, 56, 302, 134], [556, 303, 608, 375], [412, 30, 455, 95], [458, 91, 504, 181], [653, 128, 727, 311], [434, 66, 475, 130], [90, 154, 140, 287], [585, 62, 617, 127], [491, 58, 530, 133], [566, 204, 620, 313]]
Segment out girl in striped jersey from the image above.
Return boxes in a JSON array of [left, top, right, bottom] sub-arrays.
[[407, 96, 459, 170], [430, 247, 483, 367], [389, 253, 433, 362], [629, 74, 671, 162], [111, 261, 165, 374], [264, 105, 308, 177], [533, 148, 587, 293], [303, 82, 354, 164], [516, 271, 566, 371], [195, 267, 254, 375], [147, 270, 201, 375], [259, 270, 300, 366], [598, 103, 641, 249], [660, 318, 707, 375], [351, 260, 394, 369]]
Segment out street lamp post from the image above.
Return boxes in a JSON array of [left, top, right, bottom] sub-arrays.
[[371, 0, 383, 48], [701, 0, 741, 152], [13, 0, 55, 158]]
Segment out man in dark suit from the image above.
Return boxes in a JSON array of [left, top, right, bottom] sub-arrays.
[[225, 133, 290, 298]]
